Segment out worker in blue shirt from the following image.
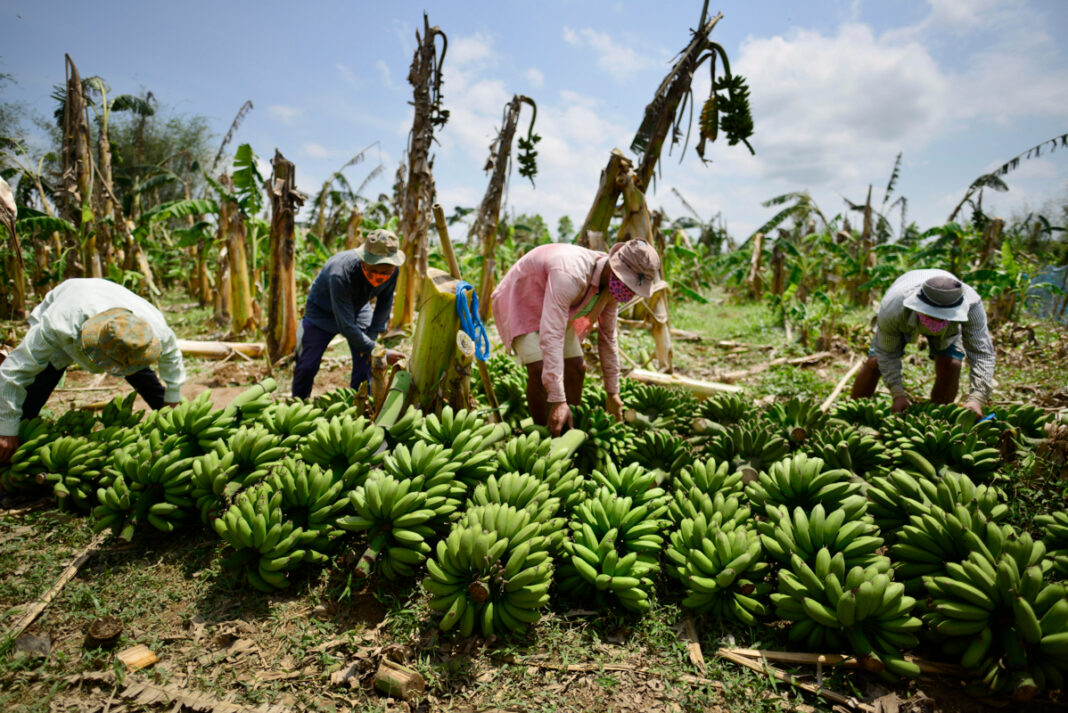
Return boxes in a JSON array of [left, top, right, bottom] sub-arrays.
[[292, 229, 406, 398]]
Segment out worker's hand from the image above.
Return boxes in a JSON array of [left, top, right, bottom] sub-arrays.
[[962, 400, 983, 418], [386, 349, 407, 366], [547, 402, 573, 437], [0, 435, 18, 464], [891, 395, 911, 413], [605, 393, 624, 422]]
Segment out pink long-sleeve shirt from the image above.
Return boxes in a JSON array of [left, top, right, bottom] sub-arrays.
[[491, 243, 620, 403]]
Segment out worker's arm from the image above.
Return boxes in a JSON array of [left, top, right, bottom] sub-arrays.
[[960, 300, 996, 408], [328, 271, 377, 355], [871, 308, 908, 409], [0, 323, 60, 451], [155, 329, 186, 405], [595, 298, 622, 418]]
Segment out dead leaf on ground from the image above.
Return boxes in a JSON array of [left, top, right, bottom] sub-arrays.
[[14, 632, 51, 658]]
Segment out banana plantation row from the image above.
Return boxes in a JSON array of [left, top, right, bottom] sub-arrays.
[[1, 360, 1067, 702]]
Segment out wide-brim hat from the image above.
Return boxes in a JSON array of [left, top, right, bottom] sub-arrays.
[[607, 240, 667, 300], [902, 274, 970, 322], [80, 308, 161, 376], [354, 228, 405, 267]]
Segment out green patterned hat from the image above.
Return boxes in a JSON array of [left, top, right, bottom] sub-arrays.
[[80, 308, 161, 375]]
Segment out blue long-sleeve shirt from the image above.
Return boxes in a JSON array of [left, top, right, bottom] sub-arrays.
[[303, 252, 397, 355]]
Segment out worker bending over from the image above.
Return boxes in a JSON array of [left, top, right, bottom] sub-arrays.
[[492, 239, 665, 435], [0, 279, 185, 462], [292, 229, 405, 399], [850, 269, 995, 416]]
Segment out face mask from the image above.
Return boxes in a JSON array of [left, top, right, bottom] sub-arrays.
[[362, 263, 395, 287], [917, 312, 949, 333], [608, 273, 634, 304]]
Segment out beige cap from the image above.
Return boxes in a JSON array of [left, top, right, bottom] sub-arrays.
[[80, 308, 161, 376], [354, 229, 406, 266], [607, 240, 666, 299]]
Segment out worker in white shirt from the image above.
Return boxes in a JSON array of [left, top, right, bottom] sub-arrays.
[[0, 279, 186, 462]]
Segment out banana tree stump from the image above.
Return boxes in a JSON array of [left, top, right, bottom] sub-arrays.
[[408, 268, 473, 412]]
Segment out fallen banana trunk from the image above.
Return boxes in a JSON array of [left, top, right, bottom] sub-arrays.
[[624, 368, 742, 395], [177, 339, 265, 359], [716, 351, 834, 383]]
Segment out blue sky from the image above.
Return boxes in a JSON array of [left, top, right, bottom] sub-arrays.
[[3, 0, 1067, 242]]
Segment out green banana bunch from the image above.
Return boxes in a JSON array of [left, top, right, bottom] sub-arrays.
[[570, 404, 635, 475], [828, 398, 890, 430], [557, 489, 666, 612], [424, 518, 552, 638], [890, 504, 1002, 592], [212, 482, 311, 592], [806, 427, 890, 478], [497, 431, 555, 474], [473, 353, 529, 424], [941, 432, 1002, 481], [87, 422, 141, 456], [94, 432, 197, 540], [758, 503, 887, 571], [417, 406, 507, 488], [266, 459, 346, 556], [381, 441, 465, 521], [97, 392, 143, 429], [702, 424, 790, 478], [38, 436, 108, 512], [1034, 510, 1068, 578], [619, 381, 686, 427], [772, 551, 922, 678], [0, 417, 54, 492], [313, 387, 362, 419], [383, 404, 424, 448], [764, 396, 828, 446], [1000, 404, 1052, 440], [668, 457, 745, 524], [922, 543, 1068, 698], [867, 469, 1007, 539], [589, 461, 669, 507], [144, 390, 230, 452], [471, 471, 561, 527], [258, 401, 325, 448], [697, 392, 754, 427], [298, 414, 385, 487], [217, 425, 287, 490], [337, 470, 436, 580], [665, 517, 770, 623], [623, 430, 692, 479], [744, 453, 865, 519], [190, 450, 238, 523], [52, 408, 98, 437], [223, 378, 277, 424]]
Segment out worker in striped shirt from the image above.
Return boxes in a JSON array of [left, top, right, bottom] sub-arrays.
[[0, 279, 185, 463], [850, 270, 995, 416]]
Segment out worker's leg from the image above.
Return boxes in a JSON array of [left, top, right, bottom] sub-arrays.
[[563, 357, 586, 405], [927, 332, 964, 405], [525, 360, 549, 426], [850, 356, 882, 399], [124, 369, 167, 409], [291, 319, 337, 399], [930, 355, 962, 404], [21, 364, 66, 420]]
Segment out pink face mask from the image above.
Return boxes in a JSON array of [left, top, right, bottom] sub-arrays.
[[608, 273, 634, 303], [918, 313, 949, 333]]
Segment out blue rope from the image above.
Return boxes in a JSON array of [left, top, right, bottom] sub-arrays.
[[455, 281, 490, 362]]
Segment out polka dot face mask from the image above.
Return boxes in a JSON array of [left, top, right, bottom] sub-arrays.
[[608, 273, 635, 303], [917, 312, 949, 333]]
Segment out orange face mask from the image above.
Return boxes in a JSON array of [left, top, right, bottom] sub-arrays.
[[362, 264, 395, 287]]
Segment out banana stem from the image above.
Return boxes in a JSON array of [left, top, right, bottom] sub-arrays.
[[354, 531, 389, 579], [549, 428, 588, 460], [375, 370, 413, 429]]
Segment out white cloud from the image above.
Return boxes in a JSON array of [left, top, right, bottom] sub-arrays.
[[336, 63, 361, 90], [561, 26, 652, 83], [267, 104, 302, 125], [375, 59, 393, 87], [303, 143, 334, 159], [451, 32, 496, 68], [525, 68, 544, 88]]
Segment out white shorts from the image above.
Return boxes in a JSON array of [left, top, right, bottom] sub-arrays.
[[513, 328, 583, 366]]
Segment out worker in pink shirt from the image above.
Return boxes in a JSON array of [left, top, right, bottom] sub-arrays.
[[492, 240, 664, 435]]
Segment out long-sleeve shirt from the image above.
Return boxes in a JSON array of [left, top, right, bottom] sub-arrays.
[[872, 269, 996, 405], [0, 279, 185, 436], [491, 243, 621, 403], [303, 251, 397, 354]]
